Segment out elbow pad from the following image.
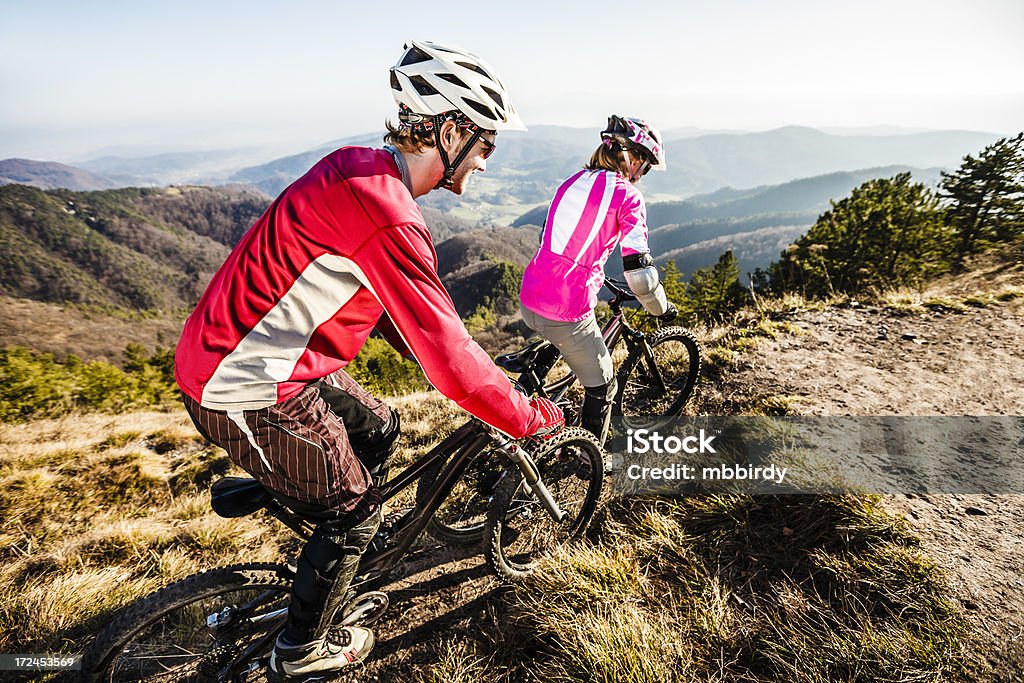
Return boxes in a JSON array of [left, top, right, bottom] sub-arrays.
[[623, 253, 669, 316]]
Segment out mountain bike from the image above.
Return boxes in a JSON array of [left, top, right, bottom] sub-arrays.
[[419, 278, 702, 544], [81, 421, 603, 682]]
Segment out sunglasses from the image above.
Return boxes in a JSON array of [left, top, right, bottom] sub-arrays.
[[478, 136, 496, 159]]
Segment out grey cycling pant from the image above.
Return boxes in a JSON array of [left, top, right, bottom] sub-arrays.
[[520, 305, 613, 388]]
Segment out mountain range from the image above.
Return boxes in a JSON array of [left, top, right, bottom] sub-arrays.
[[0, 125, 1011, 361], [3, 126, 999, 207], [0, 158, 120, 192]]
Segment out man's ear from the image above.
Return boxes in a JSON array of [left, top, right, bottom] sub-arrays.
[[439, 120, 461, 151]]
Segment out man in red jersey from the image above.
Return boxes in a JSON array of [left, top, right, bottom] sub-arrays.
[[174, 40, 563, 681]]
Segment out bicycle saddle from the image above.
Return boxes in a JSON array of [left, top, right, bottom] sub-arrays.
[[211, 477, 273, 518], [495, 338, 555, 373]]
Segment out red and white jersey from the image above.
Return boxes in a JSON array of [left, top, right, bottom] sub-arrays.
[[174, 147, 538, 438], [520, 169, 650, 322]]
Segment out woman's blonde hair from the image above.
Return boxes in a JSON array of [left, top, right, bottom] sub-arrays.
[[584, 141, 633, 175]]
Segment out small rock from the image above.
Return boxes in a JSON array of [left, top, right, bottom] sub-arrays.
[[901, 333, 917, 341], [964, 506, 988, 516]]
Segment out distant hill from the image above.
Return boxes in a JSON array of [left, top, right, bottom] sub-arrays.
[[435, 227, 537, 316], [77, 147, 280, 187], [656, 224, 811, 281], [237, 126, 998, 214], [15, 126, 997, 232], [0, 184, 270, 311], [646, 165, 943, 227], [0, 183, 487, 314], [0, 158, 119, 191], [228, 133, 383, 196], [641, 127, 995, 196], [0, 183, 522, 361]]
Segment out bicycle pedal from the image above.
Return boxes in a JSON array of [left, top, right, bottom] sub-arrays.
[[338, 590, 389, 626]]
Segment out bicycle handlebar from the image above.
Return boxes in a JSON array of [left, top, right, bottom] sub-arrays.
[[604, 277, 635, 304]]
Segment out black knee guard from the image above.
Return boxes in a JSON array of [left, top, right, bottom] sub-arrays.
[[284, 511, 381, 644], [359, 410, 400, 486]]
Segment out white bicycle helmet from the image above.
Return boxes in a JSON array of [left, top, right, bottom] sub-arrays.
[[601, 115, 667, 171], [390, 40, 526, 132]]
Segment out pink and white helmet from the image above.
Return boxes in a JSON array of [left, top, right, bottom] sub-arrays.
[[600, 115, 667, 171]]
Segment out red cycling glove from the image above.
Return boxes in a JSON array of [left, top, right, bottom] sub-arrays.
[[525, 396, 565, 440]]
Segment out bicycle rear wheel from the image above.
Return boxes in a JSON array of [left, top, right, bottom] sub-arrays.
[[82, 564, 293, 682], [614, 325, 702, 422], [484, 427, 604, 581]]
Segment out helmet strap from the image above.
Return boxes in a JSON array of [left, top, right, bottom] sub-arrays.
[[621, 148, 637, 182], [433, 119, 483, 190]]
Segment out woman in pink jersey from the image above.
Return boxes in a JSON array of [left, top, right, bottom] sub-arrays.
[[520, 115, 678, 443]]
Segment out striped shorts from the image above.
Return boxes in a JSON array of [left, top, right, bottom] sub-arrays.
[[181, 369, 394, 524]]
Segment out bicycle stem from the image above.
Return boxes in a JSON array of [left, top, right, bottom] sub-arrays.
[[491, 434, 566, 523]]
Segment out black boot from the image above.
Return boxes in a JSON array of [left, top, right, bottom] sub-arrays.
[[581, 380, 616, 446]]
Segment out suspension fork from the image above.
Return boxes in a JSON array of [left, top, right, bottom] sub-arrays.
[[618, 317, 667, 392], [490, 433, 566, 522]]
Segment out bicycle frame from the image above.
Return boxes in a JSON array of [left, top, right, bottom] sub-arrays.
[[218, 420, 559, 678], [526, 279, 655, 403], [254, 420, 560, 584]]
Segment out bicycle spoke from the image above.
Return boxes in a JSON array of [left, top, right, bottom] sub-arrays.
[[102, 582, 289, 682], [618, 328, 701, 420]]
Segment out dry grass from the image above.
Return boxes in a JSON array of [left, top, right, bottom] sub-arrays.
[[0, 409, 291, 655], [0, 392, 481, 662], [0, 294, 184, 366], [470, 494, 972, 683], [0, 383, 979, 682]]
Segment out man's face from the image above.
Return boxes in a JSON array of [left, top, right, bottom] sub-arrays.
[[445, 130, 496, 195]]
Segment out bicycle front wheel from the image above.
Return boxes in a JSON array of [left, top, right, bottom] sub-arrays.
[[614, 325, 702, 421], [484, 427, 604, 581], [82, 564, 293, 682], [415, 447, 505, 545]]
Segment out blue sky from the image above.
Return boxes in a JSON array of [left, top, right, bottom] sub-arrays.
[[1, 0, 1022, 160]]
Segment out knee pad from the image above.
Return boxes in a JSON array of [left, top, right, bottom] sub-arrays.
[[623, 254, 669, 317], [288, 512, 381, 642], [358, 410, 401, 484]]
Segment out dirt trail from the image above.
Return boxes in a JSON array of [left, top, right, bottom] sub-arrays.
[[725, 264, 1024, 681], [332, 535, 501, 682]]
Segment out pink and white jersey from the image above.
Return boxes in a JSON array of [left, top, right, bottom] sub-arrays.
[[520, 169, 650, 322]]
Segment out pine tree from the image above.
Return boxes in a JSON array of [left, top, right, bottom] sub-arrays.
[[659, 259, 687, 302], [687, 250, 747, 321], [769, 173, 950, 297], [940, 132, 1024, 258]]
